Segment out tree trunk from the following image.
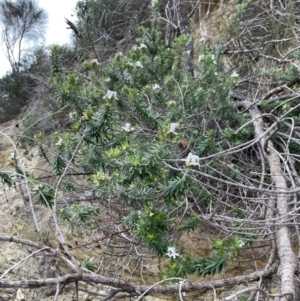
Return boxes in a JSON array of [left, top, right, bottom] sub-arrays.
[[241, 100, 297, 301]]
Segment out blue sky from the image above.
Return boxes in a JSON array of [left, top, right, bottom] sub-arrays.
[[0, 0, 78, 76]]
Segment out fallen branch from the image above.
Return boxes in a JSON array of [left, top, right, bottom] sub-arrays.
[[262, 78, 300, 100]]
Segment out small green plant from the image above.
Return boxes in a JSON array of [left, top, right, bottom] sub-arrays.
[[81, 257, 97, 272], [11, 224, 24, 237], [239, 292, 250, 301]]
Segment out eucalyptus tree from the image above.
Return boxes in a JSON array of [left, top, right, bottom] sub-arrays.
[[0, 0, 47, 79]]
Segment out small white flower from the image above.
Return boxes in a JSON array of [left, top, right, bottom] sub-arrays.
[[55, 137, 63, 146], [239, 241, 245, 248], [214, 72, 218, 76], [166, 247, 179, 259], [69, 111, 76, 119], [186, 153, 200, 167], [136, 61, 143, 68], [152, 83, 160, 90], [167, 100, 176, 106], [32, 184, 43, 192], [122, 122, 133, 132], [139, 43, 147, 49], [198, 54, 204, 62], [231, 71, 239, 78], [103, 90, 117, 100], [211, 54, 217, 64], [168, 123, 180, 134], [90, 58, 100, 65]]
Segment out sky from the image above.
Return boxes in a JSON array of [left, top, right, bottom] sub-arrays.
[[0, 0, 78, 76]]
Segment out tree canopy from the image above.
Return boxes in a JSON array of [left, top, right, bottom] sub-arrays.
[[0, 0, 47, 76]]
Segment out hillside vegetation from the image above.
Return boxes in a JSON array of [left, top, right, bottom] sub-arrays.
[[1, 0, 300, 300]]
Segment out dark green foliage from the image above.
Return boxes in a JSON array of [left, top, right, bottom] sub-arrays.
[[178, 213, 200, 233], [59, 204, 100, 233], [193, 254, 227, 277], [280, 66, 299, 83], [0, 171, 14, 187], [159, 176, 189, 202], [163, 254, 227, 278], [31, 184, 54, 208], [124, 203, 170, 255], [239, 292, 250, 301], [0, 0, 48, 121], [45, 6, 255, 281], [241, 230, 257, 246], [14, 161, 29, 179], [51, 154, 66, 175], [288, 141, 300, 154], [0, 72, 35, 121], [37, 145, 50, 164], [48, 20, 239, 264], [163, 255, 196, 279]]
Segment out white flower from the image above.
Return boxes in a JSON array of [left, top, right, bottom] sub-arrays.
[[69, 111, 76, 119], [167, 100, 176, 107], [198, 54, 204, 62], [231, 71, 239, 78], [122, 122, 133, 132], [136, 61, 143, 68], [139, 43, 147, 49], [168, 123, 180, 134], [103, 90, 117, 100], [55, 137, 63, 146], [152, 83, 160, 90], [166, 247, 179, 259], [239, 241, 245, 248], [185, 153, 200, 167], [90, 58, 100, 65], [211, 54, 217, 64]]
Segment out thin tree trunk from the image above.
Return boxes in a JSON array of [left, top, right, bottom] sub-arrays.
[[241, 100, 297, 301]]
